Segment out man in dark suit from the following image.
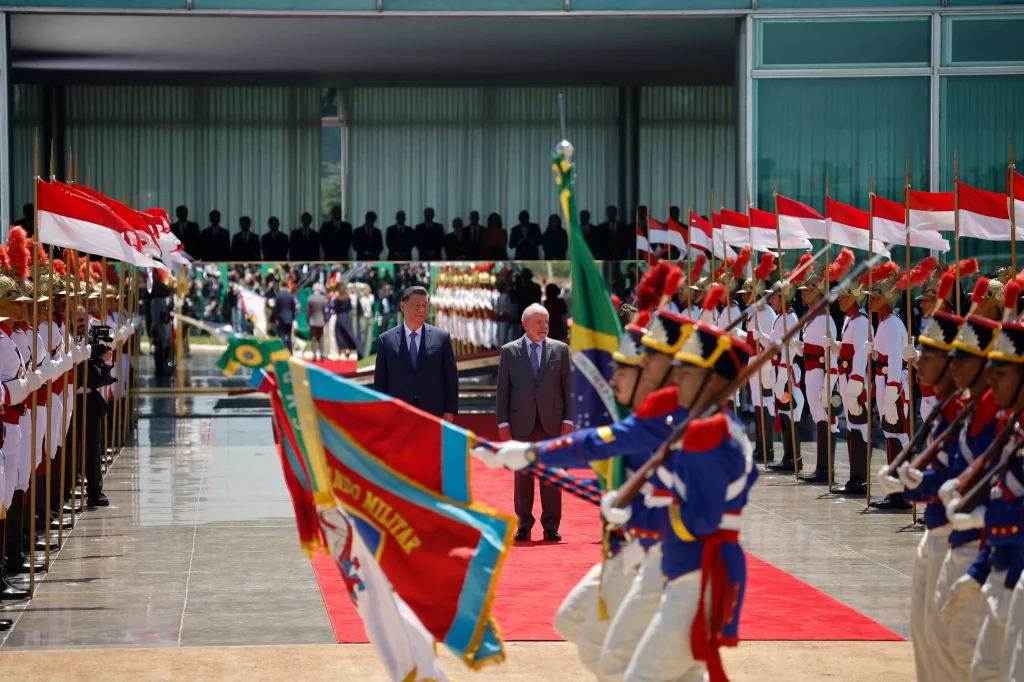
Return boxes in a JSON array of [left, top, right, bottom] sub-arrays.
[[542, 214, 568, 260], [353, 212, 384, 261], [320, 205, 352, 261], [579, 209, 608, 259], [415, 207, 445, 260], [373, 286, 458, 420], [386, 211, 416, 261], [509, 211, 542, 260], [14, 203, 34, 238], [200, 210, 231, 261], [172, 205, 202, 260], [444, 218, 468, 260], [273, 284, 297, 352], [463, 211, 485, 259], [599, 205, 632, 261], [496, 303, 572, 541], [262, 217, 290, 261], [290, 212, 320, 262], [231, 216, 261, 261]]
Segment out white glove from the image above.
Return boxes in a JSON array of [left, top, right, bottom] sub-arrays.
[[902, 341, 919, 363], [493, 441, 534, 471], [470, 445, 503, 469], [754, 330, 771, 345], [600, 490, 632, 527], [882, 385, 900, 426], [84, 343, 93, 360], [846, 380, 864, 417], [939, 478, 961, 507], [38, 359, 58, 382], [55, 350, 73, 374], [70, 345, 84, 365], [877, 465, 904, 495], [825, 336, 841, 354], [118, 325, 129, 342], [3, 377, 31, 405], [820, 386, 830, 410], [940, 574, 983, 622], [949, 505, 987, 532], [790, 339, 804, 355], [863, 340, 873, 356], [897, 462, 923, 490], [26, 370, 43, 393], [127, 322, 136, 336]]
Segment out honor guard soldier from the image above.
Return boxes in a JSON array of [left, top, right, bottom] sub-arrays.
[[738, 253, 777, 465], [831, 267, 872, 496], [680, 254, 705, 321], [795, 249, 853, 483], [620, 316, 757, 682], [712, 249, 748, 329]]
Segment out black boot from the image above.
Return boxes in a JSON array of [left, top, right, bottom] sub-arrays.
[[771, 415, 802, 473], [0, 562, 29, 601], [833, 430, 868, 495], [871, 492, 913, 510], [760, 406, 775, 462], [801, 422, 835, 482]]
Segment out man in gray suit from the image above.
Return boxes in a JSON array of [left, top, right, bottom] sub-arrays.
[[497, 303, 573, 542], [306, 282, 327, 361]]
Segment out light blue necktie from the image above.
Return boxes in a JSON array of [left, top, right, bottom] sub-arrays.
[[409, 331, 418, 369]]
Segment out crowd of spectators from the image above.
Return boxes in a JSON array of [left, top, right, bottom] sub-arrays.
[[169, 204, 638, 263]]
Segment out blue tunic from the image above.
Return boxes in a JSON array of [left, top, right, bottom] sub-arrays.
[[902, 391, 965, 530]]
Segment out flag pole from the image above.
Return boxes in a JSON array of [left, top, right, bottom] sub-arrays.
[[44, 243, 55, 565], [825, 170, 834, 493], [101, 255, 109, 466], [954, 151, 961, 317], [720, 189, 732, 325], [1011, 138, 1017, 273], [747, 186, 769, 470], [78, 255, 86, 514], [59, 248, 74, 536], [905, 157, 918, 526], [866, 166, 876, 509], [773, 180, 800, 480], [113, 259, 124, 453], [686, 202, 693, 314], [28, 128, 39, 596]]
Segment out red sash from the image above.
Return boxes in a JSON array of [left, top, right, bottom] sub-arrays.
[[691, 525, 742, 682]]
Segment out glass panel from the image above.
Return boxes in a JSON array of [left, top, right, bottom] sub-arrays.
[[940, 75, 1024, 269], [0, 0, 185, 5], [944, 15, 1024, 66], [757, 0, 937, 8], [192, 0, 373, 8], [572, 0, 747, 9], [946, 0, 1024, 5], [321, 126, 342, 222], [383, 0, 562, 9], [757, 18, 931, 69], [322, 88, 338, 119], [754, 77, 930, 212]]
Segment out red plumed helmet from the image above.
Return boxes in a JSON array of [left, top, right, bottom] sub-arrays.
[[732, 247, 752, 279], [827, 248, 855, 283], [106, 264, 118, 285], [957, 258, 979, 277], [634, 310, 652, 328], [35, 243, 48, 264], [636, 261, 672, 311], [6, 226, 29, 280], [936, 271, 956, 303], [78, 257, 90, 282], [610, 295, 621, 312], [754, 253, 776, 281], [689, 254, 707, 284], [860, 261, 900, 286], [0, 247, 11, 274], [53, 259, 66, 277], [896, 256, 938, 291], [971, 277, 990, 307], [90, 261, 103, 282], [702, 283, 725, 312], [787, 253, 815, 283], [663, 266, 684, 298], [1004, 281, 1021, 313]]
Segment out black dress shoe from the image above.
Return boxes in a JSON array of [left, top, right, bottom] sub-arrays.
[[19, 561, 46, 575], [513, 529, 530, 542], [870, 493, 913, 511], [63, 502, 82, 514], [832, 479, 867, 496], [0, 617, 12, 631], [0, 568, 30, 601], [543, 531, 562, 542], [768, 459, 794, 471], [800, 470, 831, 483], [87, 493, 109, 507]]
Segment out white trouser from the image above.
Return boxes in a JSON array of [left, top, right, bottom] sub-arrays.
[[625, 570, 707, 682], [2, 423, 21, 508], [838, 373, 867, 442], [805, 367, 839, 429], [17, 409, 35, 490], [47, 393, 63, 459], [912, 529, 933, 681], [578, 549, 638, 673], [971, 569, 1011, 682], [748, 365, 774, 417], [0, 448, 5, 518], [935, 541, 987, 679], [599, 543, 664, 682], [874, 375, 910, 449], [773, 362, 804, 422], [1003, 574, 1024, 681], [914, 526, 952, 682], [554, 561, 602, 644]]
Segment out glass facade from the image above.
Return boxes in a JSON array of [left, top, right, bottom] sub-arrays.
[[757, 18, 931, 69], [943, 15, 1024, 66]]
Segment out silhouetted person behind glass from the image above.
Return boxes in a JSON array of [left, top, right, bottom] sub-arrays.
[[542, 214, 568, 260], [444, 218, 468, 260], [464, 210, 485, 259], [482, 212, 508, 260], [14, 203, 34, 238], [291, 212, 320, 261], [510, 211, 541, 260], [599, 205, 631, 261], [415, 207, 445, 260], [231, 216, 261, 261], [578, 209, 607, 259], [320, 205, 352, 261], [201, 210, 231, 261], [262, 216, 289, 261], [386, 210, 416, 260], [353, 212, 384, 261], [172, 205, 202, 259]]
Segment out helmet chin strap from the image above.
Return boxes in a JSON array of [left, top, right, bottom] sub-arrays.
[[1009, 368, 1024, 412], [626, 366, 642, 409]]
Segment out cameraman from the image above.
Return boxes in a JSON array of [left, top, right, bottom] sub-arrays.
[[74, 305, 114, 507]]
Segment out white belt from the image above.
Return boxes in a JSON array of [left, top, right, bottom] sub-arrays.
[[719, 514, 742, 531]]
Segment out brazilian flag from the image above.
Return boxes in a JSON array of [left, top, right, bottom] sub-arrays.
[[552, 145, 624, 492]]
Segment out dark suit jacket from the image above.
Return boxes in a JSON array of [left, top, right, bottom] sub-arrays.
[[290, 228, 321, 261], [320, 220, 352, 260], [444, 230, 469, 260], [386, 225, 416, 260], [496, 336, 571, 439], [353, 225, 384, 260], [580, 222, 608, 259], [231, 231, 261, 261], [172, 221, 202, 259], [373, 323, 458, 418], [274, 290, 297, 326], [599, 220, 632, 260], [510, 223, 542, 260], [462, 224, 485, 259], [201, 226, 231, 261], [415, 222, 445, 260], [542, 227, 568, 260], [262, 231, 290, 261]]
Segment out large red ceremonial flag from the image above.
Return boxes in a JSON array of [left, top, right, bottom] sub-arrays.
[[958, 182, 1014, 240], [777, 194, 827, 240], [70, 183, 164, 262], [1009, 170, 1024, 225], [666, 217, 689, 254], [823, 197, 885, 252], [869, 194, 949, 251], [907, 190, 955, 233], [647, 217, 669, 246], [748, 207, 811, 253]]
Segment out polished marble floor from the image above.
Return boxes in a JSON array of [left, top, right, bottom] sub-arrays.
[[0, 356, 920, 650]]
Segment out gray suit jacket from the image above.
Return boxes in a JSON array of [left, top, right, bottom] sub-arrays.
[[496, 335, 572, 440], [306, 293, 327, 328]]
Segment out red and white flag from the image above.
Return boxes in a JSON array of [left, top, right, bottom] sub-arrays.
[[749, 207, 812, 253], [823, 198, 886, 253], [777, 194, 827, 241], [666, 217, 689, 255], [635, 221, 650, 254], [711, 213, 736, 260], [36, 180, 161, 267], [688, 212, 733, 260], [720, 209, 749, 248], [143, 208, 190, 266], [1008, 170, 1024, 225], [870, 194, 949, 252], [907, 190, 955, 233], [70, 184, 164, 263], [958, 182, 1015, 241], [647, 217, 669, 246]]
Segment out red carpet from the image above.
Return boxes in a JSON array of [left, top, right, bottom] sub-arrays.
[[311, 414, 902, 643], [309, 358, 359, 375]]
